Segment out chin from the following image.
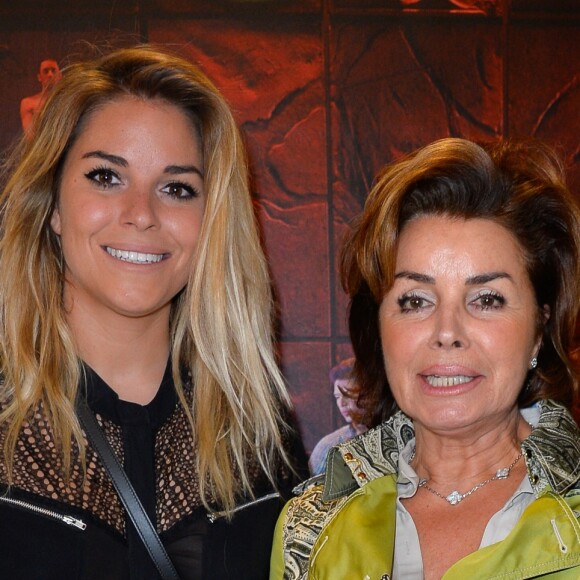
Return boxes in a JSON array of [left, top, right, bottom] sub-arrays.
[[412, 402, 477, 432], [107, 300, 172, 319]]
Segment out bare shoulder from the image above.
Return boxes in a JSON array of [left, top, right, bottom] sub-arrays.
[[20, 93, 41, 111]]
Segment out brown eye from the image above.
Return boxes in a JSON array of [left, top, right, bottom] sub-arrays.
[[409, 297, 423, 309], [85, 168, 121, 189], [397, 293, 431, 313], [473, 292, 505, 310], [96, 172, 114, 185], [481, 295, 495, 308], [161, 181, 199, 200]]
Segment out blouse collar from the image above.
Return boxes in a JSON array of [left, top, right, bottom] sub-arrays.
[[82, 359, 177, 429]]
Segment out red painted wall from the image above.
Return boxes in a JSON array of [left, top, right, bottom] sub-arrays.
[[0, 0, 578, 449]]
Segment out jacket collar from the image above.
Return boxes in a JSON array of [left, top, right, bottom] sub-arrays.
[[522, 400, 580, 495], [322, 399, 580, 502]]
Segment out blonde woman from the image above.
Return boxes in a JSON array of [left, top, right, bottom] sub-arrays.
[[0, 46, 304, 579]]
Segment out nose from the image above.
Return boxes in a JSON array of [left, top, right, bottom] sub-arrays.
[[430, 303, 468, 350], [120, 187, 160, 231]]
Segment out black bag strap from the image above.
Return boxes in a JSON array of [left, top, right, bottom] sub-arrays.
[[77, 401, 180, 580]]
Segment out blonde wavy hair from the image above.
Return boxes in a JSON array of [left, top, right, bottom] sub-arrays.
[[0, 45, 291, 514]]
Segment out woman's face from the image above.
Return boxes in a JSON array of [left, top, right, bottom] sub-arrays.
[[379, 215, 543, 436], [51, 96, 205, 323]]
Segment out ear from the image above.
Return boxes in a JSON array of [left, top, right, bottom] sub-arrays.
[[533, 304, 551, 355], [50, 207, 62, 235]]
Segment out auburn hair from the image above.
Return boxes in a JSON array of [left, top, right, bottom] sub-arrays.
[[341, 138, 580, 427]]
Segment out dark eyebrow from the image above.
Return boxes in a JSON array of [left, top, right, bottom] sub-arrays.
[[82, 150, 127, 167], [394, 271, 513, 285], [466, 272, 513, 285], [394, 271, 435, 284], [80, 152, 204, 179], [164, 165, 204, 179]]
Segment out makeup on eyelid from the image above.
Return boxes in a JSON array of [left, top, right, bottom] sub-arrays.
[[50, 95, 205, 323], [379, 215, 542, 436]]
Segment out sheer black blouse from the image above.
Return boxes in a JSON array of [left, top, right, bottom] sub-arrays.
[[0, 362, 306, 579]]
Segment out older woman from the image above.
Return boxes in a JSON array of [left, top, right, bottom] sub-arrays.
[[0, 46, 305, 579], [271, 138, 580, 579]]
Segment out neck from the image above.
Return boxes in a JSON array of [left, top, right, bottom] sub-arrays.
[[66, 299, 171, 405], [411, 409, 531, 486]]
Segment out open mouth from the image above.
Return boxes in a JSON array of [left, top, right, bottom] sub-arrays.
[[106, 247, 165, 264], [424, 375, 474, 388]]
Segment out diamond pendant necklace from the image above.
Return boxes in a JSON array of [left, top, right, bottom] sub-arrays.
[[417, 451, 523, 506]]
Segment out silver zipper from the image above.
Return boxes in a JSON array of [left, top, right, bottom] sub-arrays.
[[207, 491, 280, 523], [0, 495, 87, 530]]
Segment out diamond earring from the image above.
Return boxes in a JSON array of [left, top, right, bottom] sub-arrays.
[[530, 357, 538, 369]]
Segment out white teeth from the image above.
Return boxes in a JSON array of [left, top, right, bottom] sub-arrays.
[[106, 247, 164, 264], [425, 375, 473, 387]]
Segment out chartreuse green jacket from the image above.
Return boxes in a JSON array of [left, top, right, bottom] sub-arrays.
[[270, 400, 580, 579]]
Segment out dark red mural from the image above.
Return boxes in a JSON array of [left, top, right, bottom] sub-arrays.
[[0, 0, 578, 449]]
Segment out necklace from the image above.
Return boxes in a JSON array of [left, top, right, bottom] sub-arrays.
[[416, 451, 523, 506]]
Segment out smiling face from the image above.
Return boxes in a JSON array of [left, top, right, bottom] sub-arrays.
[[379, 215, 543, 437], [51, 96, 205, 326]]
